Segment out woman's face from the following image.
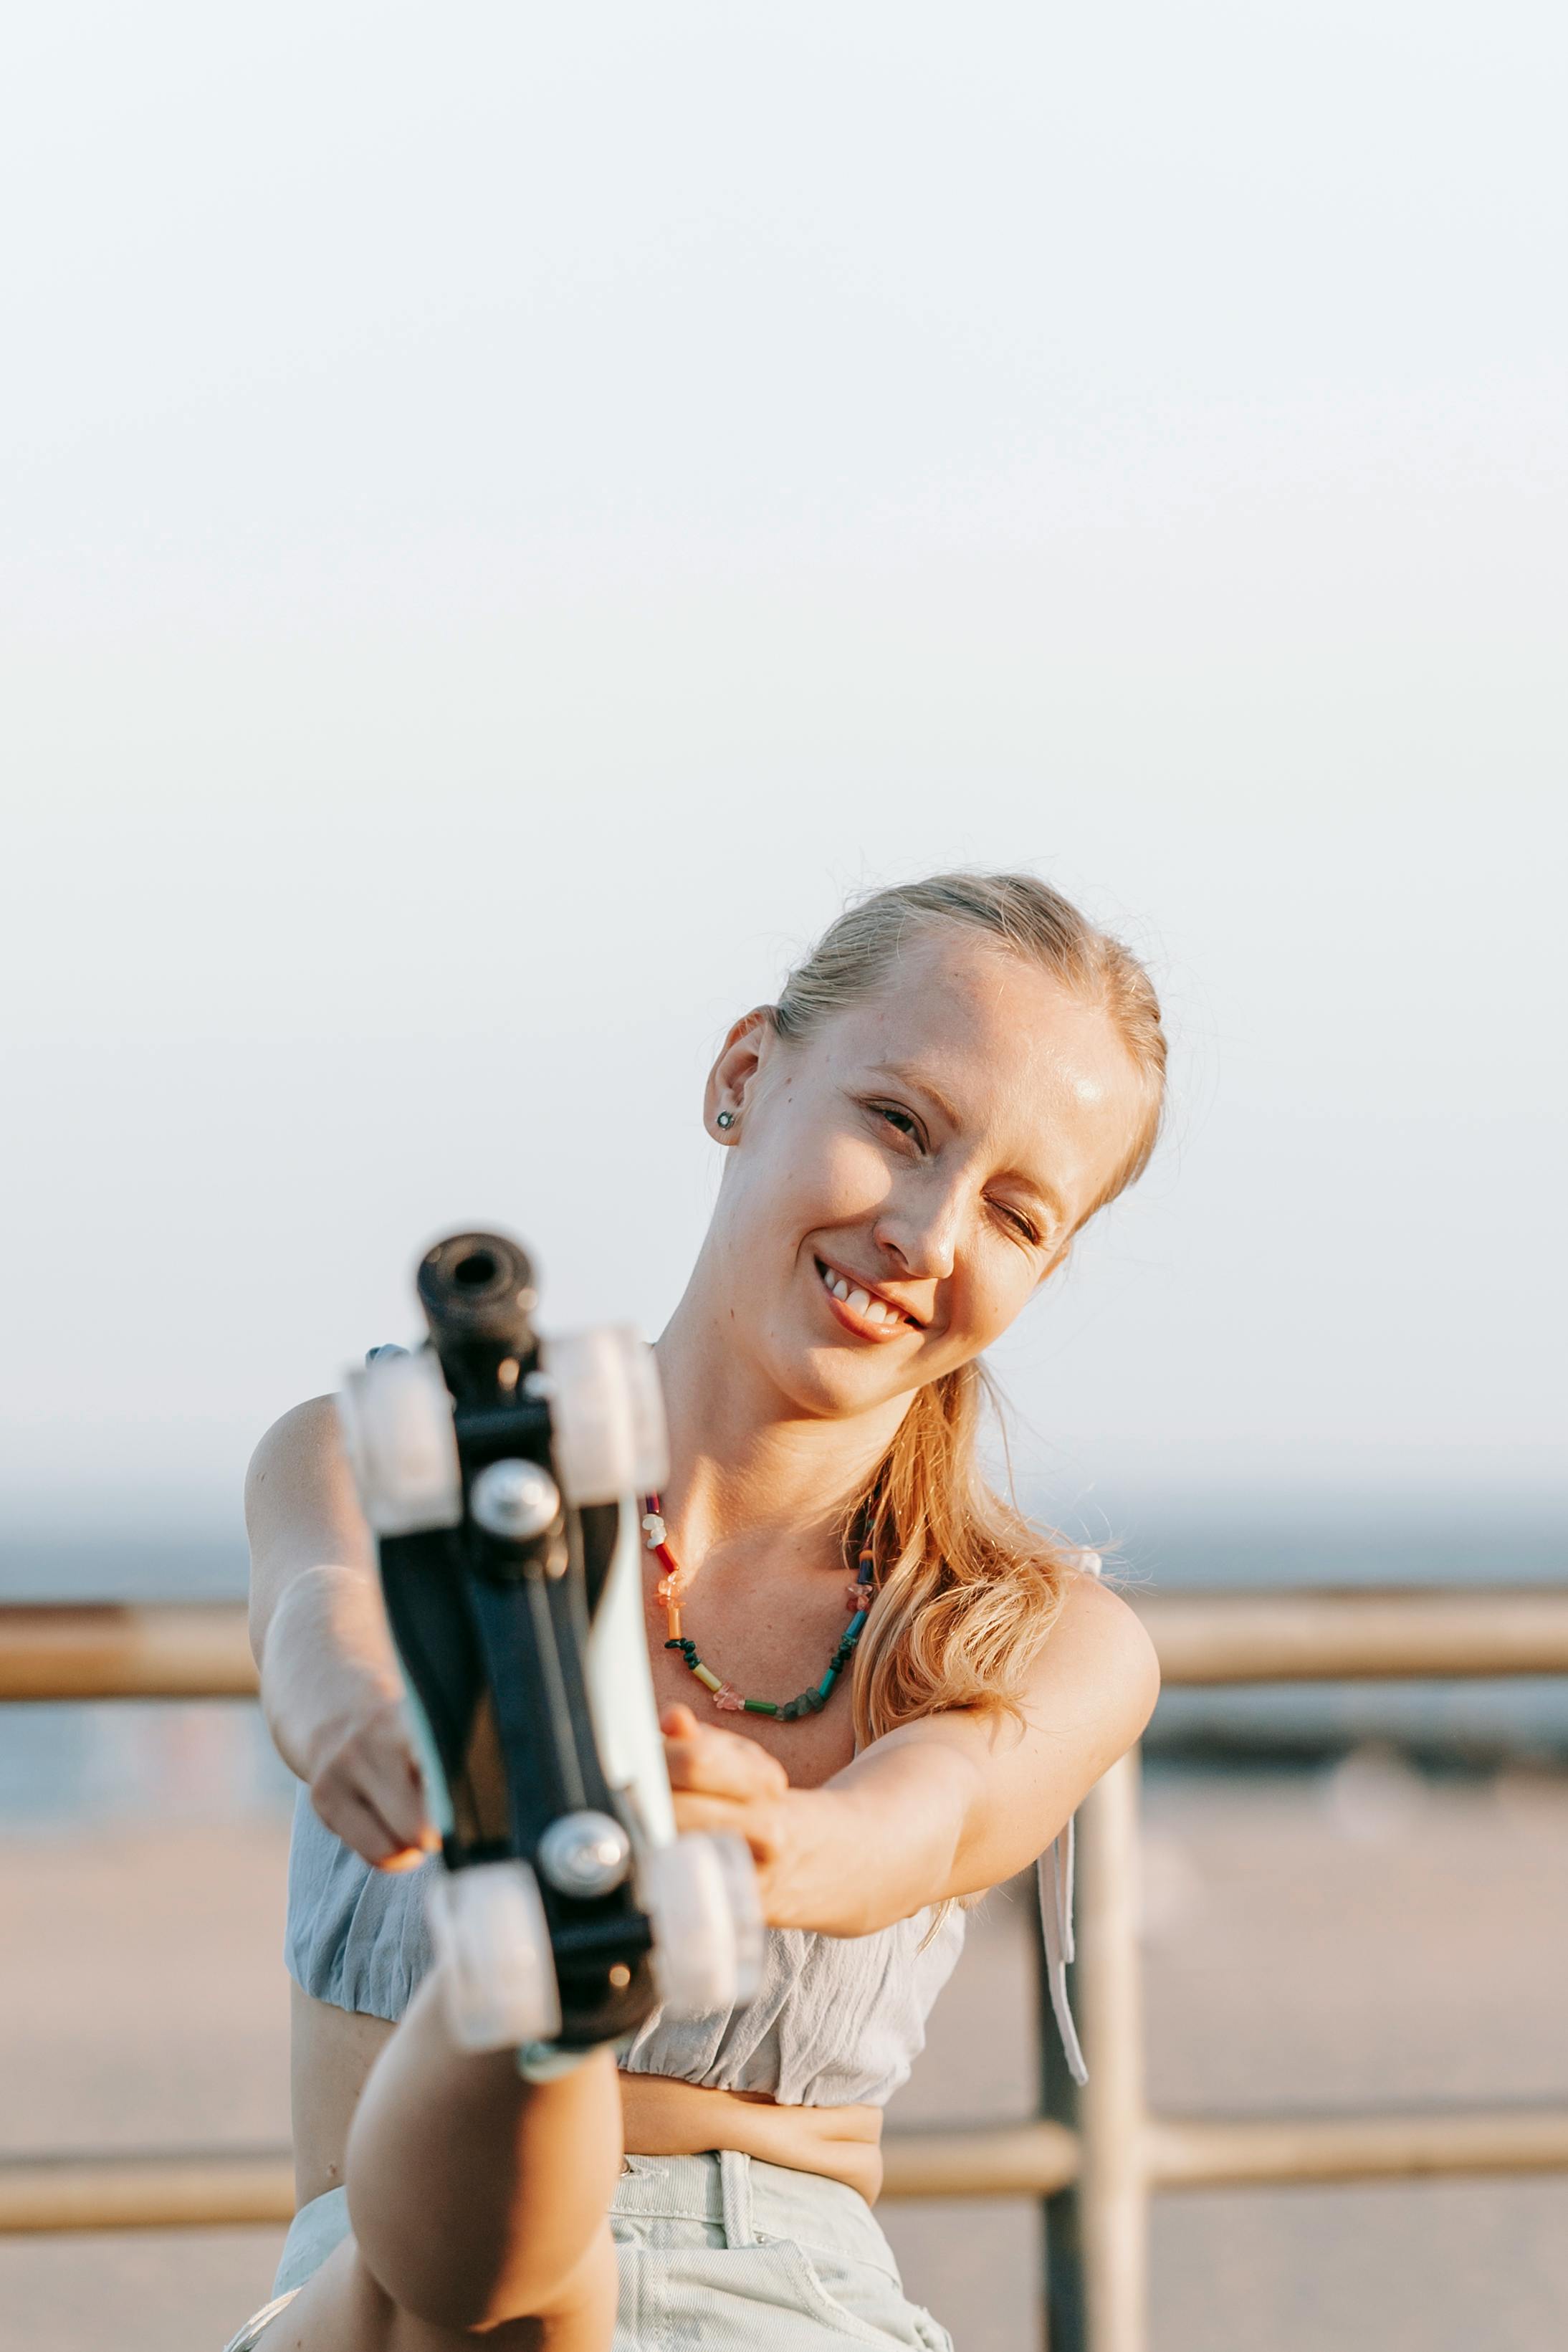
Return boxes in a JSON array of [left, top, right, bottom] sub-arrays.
[[702, 926, 1150, 1422]]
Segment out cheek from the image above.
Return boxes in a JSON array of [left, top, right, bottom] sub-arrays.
[[949, 1250, 1038, 1352], [815, 1129, 896, 1218], [764, 1115, 891, 1230], [718, 1115, 885, 1274]]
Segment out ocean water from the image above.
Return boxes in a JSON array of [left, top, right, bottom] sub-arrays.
[[0, 1526, 292, 1827], [0, 1494, 1563, 1827], [1086, 1490, 1568, 1768]]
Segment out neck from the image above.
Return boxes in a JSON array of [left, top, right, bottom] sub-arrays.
[[652, 1281, 907, 1572]]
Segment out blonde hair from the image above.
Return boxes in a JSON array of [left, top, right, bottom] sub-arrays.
[[769, 871, 1167, 1741]]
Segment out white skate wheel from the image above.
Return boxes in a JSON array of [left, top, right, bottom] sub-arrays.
[[543, 1326, 669, 1506], [641, 1833, 750, 2018], [710, 1832, 765, 2007], [618, 1330, 671, 1495], [427, 1860, 562, 2052], [339, 1348, 462, 1536]]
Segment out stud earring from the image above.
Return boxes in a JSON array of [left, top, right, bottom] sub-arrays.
[[716, 1111, 735, 1130]]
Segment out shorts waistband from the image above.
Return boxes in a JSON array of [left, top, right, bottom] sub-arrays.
[[612, 2150, 898, 2279]]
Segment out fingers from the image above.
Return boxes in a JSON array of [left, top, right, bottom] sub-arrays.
[[311, 1704, 438, 1870], [661, 1711, 789, 1802], [355, 1713, 436, 1852], [312, 1778, 426, 1870], [376, 1840, 435, 1875], [670, 1790, 785, 1864]]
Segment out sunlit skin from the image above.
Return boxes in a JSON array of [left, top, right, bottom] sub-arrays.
[[669, 923, 1147, 1459], [244, 922, 1161, 2350], [644, 926, 1150, 1783]]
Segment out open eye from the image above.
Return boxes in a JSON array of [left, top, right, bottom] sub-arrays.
[[868, 1100, 924, 1147]]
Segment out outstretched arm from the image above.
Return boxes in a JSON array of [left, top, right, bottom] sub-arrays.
[[247, 1397, 435, 1869], [666, 1571, 1159, 1937]]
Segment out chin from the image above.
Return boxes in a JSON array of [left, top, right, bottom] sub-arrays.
[[763, 1331, 912, 1424]]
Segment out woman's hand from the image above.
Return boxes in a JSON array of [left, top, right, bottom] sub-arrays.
[[306, 1691, 439, 1873], [661, 1704, 811, 1922]]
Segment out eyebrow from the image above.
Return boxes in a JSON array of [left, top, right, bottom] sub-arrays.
[[871, 1062, 1070, 1229]]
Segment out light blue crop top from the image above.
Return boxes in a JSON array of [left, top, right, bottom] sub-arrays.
[[284, 1781, 965, 2108]]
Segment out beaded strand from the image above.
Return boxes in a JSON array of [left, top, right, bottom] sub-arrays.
[[642, 1495, 876, 1721]]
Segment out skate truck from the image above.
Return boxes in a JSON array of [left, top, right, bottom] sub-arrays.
[[336, 1229, 763, 2075]]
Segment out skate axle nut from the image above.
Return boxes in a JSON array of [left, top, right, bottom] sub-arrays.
[[470, 1458, 561, 1543], [537, 1812, 634, 1898]]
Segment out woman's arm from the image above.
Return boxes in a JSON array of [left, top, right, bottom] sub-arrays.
[[246, 1397, 435, 1869], [666, 1572, 1159, 1937]]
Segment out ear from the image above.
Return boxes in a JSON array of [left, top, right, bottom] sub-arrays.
[[703, 1007, 776, 1142]]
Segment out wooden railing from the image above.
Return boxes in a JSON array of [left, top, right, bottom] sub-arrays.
[[4, 1588, 1568, 2352]]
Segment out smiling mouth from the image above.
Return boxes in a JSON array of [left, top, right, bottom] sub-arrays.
[[814, 1256, 917, 1338]]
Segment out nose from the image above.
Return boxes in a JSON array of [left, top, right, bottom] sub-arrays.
[[874, 1165, 963, 1284]]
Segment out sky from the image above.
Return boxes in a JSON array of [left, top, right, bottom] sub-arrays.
[[1, 2, 1563, 1537]]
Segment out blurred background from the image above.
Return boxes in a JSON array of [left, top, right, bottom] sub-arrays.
[[0, 4, 1563, 2346]]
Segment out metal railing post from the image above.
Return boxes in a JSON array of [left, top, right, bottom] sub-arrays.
[[1040, 1919, 1084, 2351], [1076, 1748, 1148, 2352], [1038, 1747, 1147, 2352]]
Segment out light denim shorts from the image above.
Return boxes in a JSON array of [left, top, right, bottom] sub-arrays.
[[224, 2149, 953, 2351]]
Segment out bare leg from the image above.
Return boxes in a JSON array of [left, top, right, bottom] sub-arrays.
[[268, 1971, 622, 2352]]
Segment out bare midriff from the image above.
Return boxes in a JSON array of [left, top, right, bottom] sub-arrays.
[[291, 1986, 883, 2214], [618, 2072, 884, 2204]]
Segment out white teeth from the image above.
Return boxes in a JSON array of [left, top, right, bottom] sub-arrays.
[[818, 1261, 906, 1330]]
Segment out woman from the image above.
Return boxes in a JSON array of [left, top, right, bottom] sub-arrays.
[[234, 870, 1165, 2351]]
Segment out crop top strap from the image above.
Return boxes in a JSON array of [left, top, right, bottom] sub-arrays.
[[1037, 1817, 1086, 2085], [1036, 1547, 1104, 2089]]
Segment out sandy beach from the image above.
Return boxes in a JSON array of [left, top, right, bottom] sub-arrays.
[[1, 1764, 1564, 2351]]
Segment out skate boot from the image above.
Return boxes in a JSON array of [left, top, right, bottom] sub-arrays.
[[337, 1228, 763, 2073]]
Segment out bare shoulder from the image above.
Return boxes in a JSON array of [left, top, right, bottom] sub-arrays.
[[246, 1394, 363, 1547], [247, 1392, 345, 1488], [1056, 1565, 1157, 1657], [1032, 1569, 1160, 1747]]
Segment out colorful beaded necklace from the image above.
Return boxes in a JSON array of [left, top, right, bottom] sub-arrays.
[[642, 1493, 876, 1722]]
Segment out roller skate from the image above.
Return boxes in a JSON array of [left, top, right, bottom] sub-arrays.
[[337, 1228, 763, 2073]]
